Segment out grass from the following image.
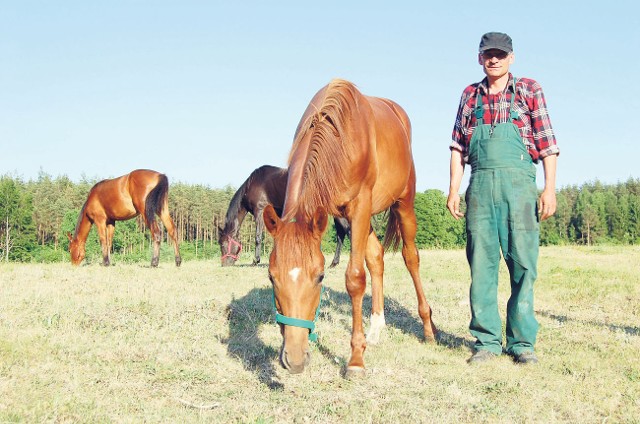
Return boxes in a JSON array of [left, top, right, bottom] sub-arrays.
[[0, 246, 639, 423]]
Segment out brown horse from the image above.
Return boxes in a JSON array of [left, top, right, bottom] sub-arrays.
[[67, 169, 181, 267], [218, 164, 350, 267], [263, 79, 437, 376]]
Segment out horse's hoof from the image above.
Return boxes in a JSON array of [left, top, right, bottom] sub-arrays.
[[366, 334, 380, 345], [175, 257, 182, 267], [344, 366, 366, 379], [423, 323, 438, 342], [423, 330, 437, 343]]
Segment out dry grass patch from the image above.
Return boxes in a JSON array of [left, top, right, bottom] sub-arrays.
[[0, 246, 639, 422]]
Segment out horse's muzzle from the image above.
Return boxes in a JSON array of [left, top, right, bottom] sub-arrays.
[[280, 343, 311, 374], [221, 257, 236, 267]]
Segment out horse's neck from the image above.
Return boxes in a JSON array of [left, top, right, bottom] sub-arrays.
[[283, 166, 303, 218], [74, 214, 92, 244], [283, 134, 312, 217], [226, 209, 248, 237]]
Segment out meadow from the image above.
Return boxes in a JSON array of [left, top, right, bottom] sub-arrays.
[[0, 246, 639, 423]]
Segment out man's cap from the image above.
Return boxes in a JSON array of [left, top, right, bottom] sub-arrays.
[[479, 32, 513, 53]]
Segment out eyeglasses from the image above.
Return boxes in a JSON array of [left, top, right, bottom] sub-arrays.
[[480, 50, 510, 60]]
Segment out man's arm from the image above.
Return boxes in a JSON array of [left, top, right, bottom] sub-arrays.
[[447, 149, 466, 220], [539, 154, 558, 221]]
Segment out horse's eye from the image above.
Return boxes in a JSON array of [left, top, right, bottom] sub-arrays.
[[316, 273, 325, 284], [268, 273, 275, 285]]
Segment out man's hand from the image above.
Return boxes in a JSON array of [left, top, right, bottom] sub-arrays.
[[539, 188, 556, 221], [447, 192, 465, 220]]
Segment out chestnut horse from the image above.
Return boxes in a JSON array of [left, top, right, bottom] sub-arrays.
[[67, 169, 181, 267], [218, 164, 350, 267], [263, 79, 437, 376]]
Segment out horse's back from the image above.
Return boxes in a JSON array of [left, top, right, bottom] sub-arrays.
[[255, 166, 288, 211], [286, 79, 415, 217], [87, 169, 162, 221], [360, 95, 415, 212]]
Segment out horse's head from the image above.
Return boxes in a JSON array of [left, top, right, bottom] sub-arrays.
[[263, 204, 328, 374], [67, 232, 85, 266], [218, 226, 242, 267]]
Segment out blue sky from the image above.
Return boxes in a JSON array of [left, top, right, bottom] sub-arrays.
[[2, 1, 639, 193]]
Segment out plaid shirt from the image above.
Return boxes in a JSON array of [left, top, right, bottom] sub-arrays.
[[451, 73, 559, 163]]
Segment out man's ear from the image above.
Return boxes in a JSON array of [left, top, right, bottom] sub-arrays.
[[263, 204, 281, 236]]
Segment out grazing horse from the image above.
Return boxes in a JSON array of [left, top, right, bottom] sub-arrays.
[[67, 169, 181, 267], [263, 79, 437, 376], [218, 164, 350, 267]]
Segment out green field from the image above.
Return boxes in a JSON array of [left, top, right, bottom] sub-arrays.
[[1, 246, 639, 423]]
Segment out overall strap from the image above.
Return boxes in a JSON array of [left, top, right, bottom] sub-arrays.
[[474, 88, 484, 124], [474, 78, 519, 124], [509, 78, 518, 120]]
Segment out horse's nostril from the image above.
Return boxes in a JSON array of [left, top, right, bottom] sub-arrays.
[[280, 347, 290, 370]]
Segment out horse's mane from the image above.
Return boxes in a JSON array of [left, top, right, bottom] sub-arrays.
[[286, 79, 361, 220], [223, 178, 250, 236], [73, 179, 107, 239], [73, 200, 89, 239]]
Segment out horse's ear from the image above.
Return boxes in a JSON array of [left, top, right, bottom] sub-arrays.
[[263, 204, 281, 236], [66, 232, 73, 242], [312, 207, 328, 236]]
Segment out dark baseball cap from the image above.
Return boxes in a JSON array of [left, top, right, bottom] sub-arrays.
[[479, 32, 513, 53]]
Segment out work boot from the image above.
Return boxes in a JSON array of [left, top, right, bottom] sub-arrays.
[[467, 349, 497, 364], [512, 351, 538, 365]]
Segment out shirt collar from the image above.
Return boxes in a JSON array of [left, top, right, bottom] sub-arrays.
[[477, 73, 515, 95]]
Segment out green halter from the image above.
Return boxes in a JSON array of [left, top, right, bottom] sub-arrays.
[[272, 285, 324, 342]]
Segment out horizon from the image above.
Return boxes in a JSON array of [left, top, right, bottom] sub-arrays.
[[2, 2, 639, 193]]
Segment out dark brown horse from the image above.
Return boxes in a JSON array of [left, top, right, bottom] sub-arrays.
[[263, 79, 437, 376], [67, 169, 181, 267], [218, 164, 350, 267]]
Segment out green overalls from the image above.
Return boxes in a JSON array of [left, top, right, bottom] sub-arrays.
[[465, 80, 539, 356]]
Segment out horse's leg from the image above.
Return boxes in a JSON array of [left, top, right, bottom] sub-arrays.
[[159, 207, 181, 266], [365, 228, 386, 345], [344, 198, 372, 377], [330, 217, 347, 268], [145, 213, 161, 267], [394, 201, 437, 340], [95, 220, 110, 266], [151, 224, 161, 267], [253, 208, 264, 265], [106, 221, 116, 266]]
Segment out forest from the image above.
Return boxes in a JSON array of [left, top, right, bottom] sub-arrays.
[[1, 171, 639, 263]]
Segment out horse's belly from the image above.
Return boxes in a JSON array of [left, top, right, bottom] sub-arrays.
[[104, 202, 138, 221]]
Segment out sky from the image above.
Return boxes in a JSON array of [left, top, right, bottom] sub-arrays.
[[2, 1, 639, 193]]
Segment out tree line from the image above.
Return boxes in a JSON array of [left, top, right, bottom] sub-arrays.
[[1, 171, 639, 263]]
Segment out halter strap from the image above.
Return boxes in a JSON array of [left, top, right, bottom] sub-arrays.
[[221, 235, 243, 261], [272, 285, 324, 342]]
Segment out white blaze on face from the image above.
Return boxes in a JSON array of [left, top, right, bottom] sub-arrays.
[[288, 267, 301, 283]]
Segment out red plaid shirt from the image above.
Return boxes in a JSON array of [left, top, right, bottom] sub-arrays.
[[451, 73, 559, 163]]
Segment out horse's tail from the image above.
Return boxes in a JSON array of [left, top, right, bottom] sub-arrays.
[[145, 174, 169, 232], [382, 208, 402, 252]]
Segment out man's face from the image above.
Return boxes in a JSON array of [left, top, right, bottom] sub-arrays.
[[478, 49, 514, 79]]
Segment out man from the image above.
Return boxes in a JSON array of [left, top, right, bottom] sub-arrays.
[[447, 32, 559, 364]]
